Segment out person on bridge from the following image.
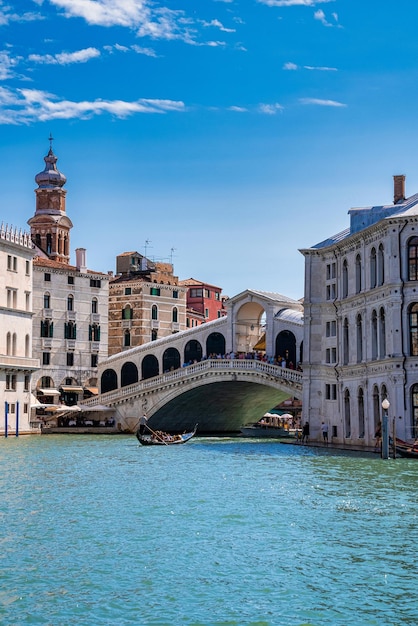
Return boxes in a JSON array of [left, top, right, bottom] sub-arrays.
[[139, 414, 148, 435]]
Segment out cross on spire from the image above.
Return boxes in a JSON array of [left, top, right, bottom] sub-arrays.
[[48, 133, 54, 149]]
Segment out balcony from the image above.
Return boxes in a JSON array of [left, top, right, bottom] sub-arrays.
[[122, 319, 132, 329], [66, 311, 76, 322], [91, 313, 100, 324], [66, 339, 76, 350], [151, 319, 159, 329], [42, 338, 52, 349], [43, 308, 53, 319], [171, 322, 180, 332], [91, 341, 100, 352]]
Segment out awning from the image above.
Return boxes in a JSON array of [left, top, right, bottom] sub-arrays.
[[38, 388, 60, 396], [78, 404, 113, 412], [84, 387, 98, 395], [60, 386, 84, 393], [253, 333, 266, 351]]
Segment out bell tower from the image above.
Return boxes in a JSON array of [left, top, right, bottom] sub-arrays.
[[28, 136, 73, 264]]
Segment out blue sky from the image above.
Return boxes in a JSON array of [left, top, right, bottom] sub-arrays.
[[1, 0, 418, 300]]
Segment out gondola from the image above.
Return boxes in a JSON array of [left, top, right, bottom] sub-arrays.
[[393, 437, 418, 458], [136, 424, 198, 446]]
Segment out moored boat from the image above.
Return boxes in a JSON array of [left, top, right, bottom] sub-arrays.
[[240, 414, 298, 439], [393, 437, 418, 458], [136, 424, 198, 446]]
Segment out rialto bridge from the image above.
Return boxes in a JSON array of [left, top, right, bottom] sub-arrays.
[[90, 289, 304, 433]]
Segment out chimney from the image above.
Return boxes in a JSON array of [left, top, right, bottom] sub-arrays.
[[75, 247, 87, 273], [393, 175, 405, 204]]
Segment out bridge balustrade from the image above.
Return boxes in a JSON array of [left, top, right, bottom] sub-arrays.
[[95, 359, 303, 405]]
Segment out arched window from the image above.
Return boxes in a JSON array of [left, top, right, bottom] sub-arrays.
[[370, 247, 377, 289], [124, 330, 131, 347], [67, 294, 74, 311], [92, 298, 98, 314], [35, 233, 41, 248], [12, 333, 17, 356], [344, 388, 351, 438], [371, 310, 378, 360], [25, 334, 30, 357], [172, 307, 178, 323], [43, 292, 50, 309], [358, 387, 365, 438], [355, 254, 362, 294], [46, 233, 52, 255], [377, 244, 385, 286], [408, 236, 418, 281], [343, 318, 349, 365], [6, 332, 11, 355], [379, 307, 386, 359], [89, 324, 100, 342], [152, 305, 158, 321], [356, 314, 363, 363], [373, 385, 380, 433], [122, 305, 133, 320], [409, 303, 418, 356], [342, 259, 348, 298], [411, 384, 418, 439]]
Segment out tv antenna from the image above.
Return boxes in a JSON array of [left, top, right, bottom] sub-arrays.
[[144, 239, 152, 258], [170, 247, 176, 264]]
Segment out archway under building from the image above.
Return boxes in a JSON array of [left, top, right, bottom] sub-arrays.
[[206, 332, 226, 357], [275, 330, 297, 367], [101, 369, 118, 394], [184, 340, 202, 364], [163, 347, 181, 373], [121, 361, 139, 387], [142, 354, 159, 380], [235, 302, 266, 354]]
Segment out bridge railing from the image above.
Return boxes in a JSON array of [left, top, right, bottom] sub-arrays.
[[94, 359, 303, 405]]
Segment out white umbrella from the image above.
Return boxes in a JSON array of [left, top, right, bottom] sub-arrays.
[[77, 404, 113, 412]]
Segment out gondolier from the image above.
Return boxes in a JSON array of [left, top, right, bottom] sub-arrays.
[[139, 414, 148, 435]]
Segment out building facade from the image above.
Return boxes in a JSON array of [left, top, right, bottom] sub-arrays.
[[28, 142, 109, 408], [108, 251, 187, 356], [301, 175, 418, 445], [0, 224, 39, 435], [179, 278, 226, 327]]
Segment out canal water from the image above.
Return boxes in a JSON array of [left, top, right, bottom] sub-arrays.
[[1, 435, 418, 625]]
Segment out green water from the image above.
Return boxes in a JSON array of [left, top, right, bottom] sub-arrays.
[[1, 435, 417, 625]]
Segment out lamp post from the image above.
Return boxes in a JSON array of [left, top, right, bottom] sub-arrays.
[[381, 398, 390, 459]]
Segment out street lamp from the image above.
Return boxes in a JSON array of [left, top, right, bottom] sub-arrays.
[[381, 398, 390, 459]]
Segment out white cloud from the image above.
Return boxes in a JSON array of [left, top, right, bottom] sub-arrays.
[[0, 6, 42, 26], [304, 65, 337, 71], [228, 105, 248, 112], [314, 9, 340, 27], [0, 50, 20, 80], [28, 47, 101, 65], [202, 19, 235, 33], [258, 103, 284, 114], [299, 97, 346, 107], [0, 87, 185, 124], [283, 62, 298, 70], [257, 0, 335, 6]]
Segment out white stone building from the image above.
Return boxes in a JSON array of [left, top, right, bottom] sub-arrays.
[[300, 175, 418, 445], [0, 224, 39, 435], [28, 142, 109, 408]]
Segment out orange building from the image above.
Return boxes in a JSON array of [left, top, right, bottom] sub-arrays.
[[179, 278, 226, 328]]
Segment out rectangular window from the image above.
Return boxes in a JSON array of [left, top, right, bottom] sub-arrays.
[[326, 349, 330, 364], [7, 255, 12, 270], [24, 375, 30, 391], [326, 285, 331, 301], [44, 273, 51, 282], [26, 260, 30, 275], [90, 279, 101, 288], [190, 288, 203, 298], [9, 403, 15, 414], [173, 290, 178, 299], [204, 289, 210, 298], [68, 276, 74, 285], [42, 352, 50, 365], [24, 403, 28, 414], [205, 308, 209, 318], [150, 287, 160, 296], [66, 352, 74, 366], [91, 354, 98, 368], [325, 384, 330, 400], [25, 292, 30, 311], [125, 287, 132, 295], [332, 347, 337, 363], [215, 292, 220, 301]]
